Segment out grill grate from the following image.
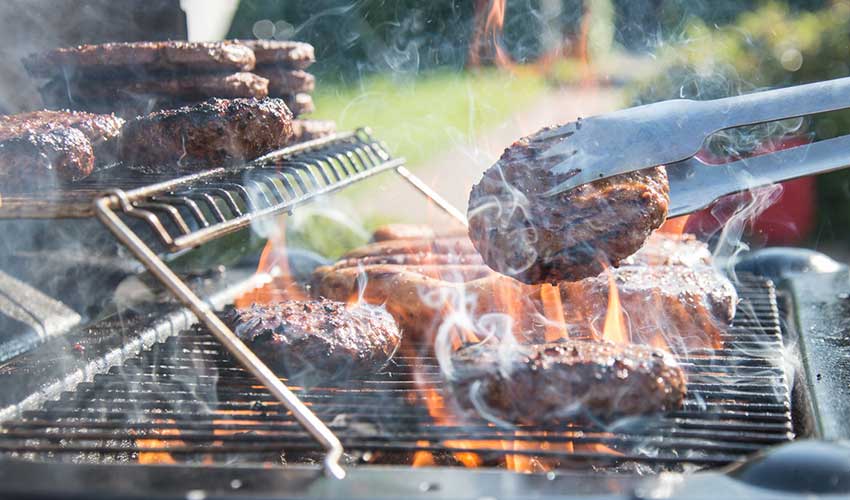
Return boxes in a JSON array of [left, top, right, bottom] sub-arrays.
[[0, 130, 404, 253], [0, 275, 792, 471]]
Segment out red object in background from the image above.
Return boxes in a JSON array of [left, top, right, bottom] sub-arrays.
[[683, 135, 816, 246]]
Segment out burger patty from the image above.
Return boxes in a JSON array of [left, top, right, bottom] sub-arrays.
[[283, 93, 314, 116], [558, 264, 736, 350], [468, 124, 670, 284], [290, 119, 336, 143], [447, 340, 686, 425], [254, 69, 315, 96], [23, 41, 256, 79], [0, 110, 124, 190], [235, 40, 315, 68], [624, 232, 712, 268], [0, 110, 124, 146], [119, 97, 293, 167], [40, 72, 269, 107], [227, 298, 401, 382], [0, 128, 93, 191]]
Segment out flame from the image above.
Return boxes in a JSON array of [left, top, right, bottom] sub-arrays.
[[420, 386, 484, 467], [600, 268, 628, 344], [235, 216, 306, 308], [659, 215, 691, 236], [540, 284, 568, 342], [469, 0, 513, 69], [136, 419, 182, 464], [412, 443, 436, 467]]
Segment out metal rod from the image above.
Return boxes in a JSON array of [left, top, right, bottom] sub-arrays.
[[169, 158, 405, 251], [93, 192, 346, 480], [394, 166, 468, 226]]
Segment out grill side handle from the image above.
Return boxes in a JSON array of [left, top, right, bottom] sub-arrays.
[[93, 190, 346, 480]]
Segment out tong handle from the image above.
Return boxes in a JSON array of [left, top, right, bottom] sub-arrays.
[[704, 76, 850, 130]]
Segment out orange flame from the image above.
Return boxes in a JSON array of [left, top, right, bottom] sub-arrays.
[[136, 419, 182, 464], [659, 215, 691, 236], [469, 0, 514, 69], [235, 216, 307, 308], [540, 284, 568, 342], [600, 268, 629, 344]]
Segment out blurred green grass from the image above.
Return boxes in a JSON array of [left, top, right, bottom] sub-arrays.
[[282, 69, 546, 258], [310, 69, 547, 168]]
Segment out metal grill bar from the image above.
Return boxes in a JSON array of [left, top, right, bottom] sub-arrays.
[[0, 277, 793, 471]]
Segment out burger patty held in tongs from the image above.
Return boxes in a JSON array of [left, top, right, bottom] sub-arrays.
[[447, 339, 687, 425], [228, 298, 402, 384], [467, 124, 670, 284]]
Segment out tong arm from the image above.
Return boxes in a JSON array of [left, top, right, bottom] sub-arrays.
[[544, 76, 850, 195], [667, 133, 850, 217]]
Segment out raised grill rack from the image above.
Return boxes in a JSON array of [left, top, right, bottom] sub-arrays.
[[0, 275, 792, 470]]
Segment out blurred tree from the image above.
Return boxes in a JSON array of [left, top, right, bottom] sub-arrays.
[[228, 0, 552, 80]]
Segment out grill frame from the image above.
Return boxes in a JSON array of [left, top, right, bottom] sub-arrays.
[[0, 275, 793, 471]]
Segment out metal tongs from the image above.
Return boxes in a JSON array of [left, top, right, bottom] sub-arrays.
[[542, 76, 850, 216]]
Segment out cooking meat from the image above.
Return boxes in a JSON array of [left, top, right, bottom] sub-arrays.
[[23, 41, 256, 79], [0, 110, 124, 189], [447, 340, 686, 425], [0, 110, 123, 147], [344, 236, 477, 260], [283, 93, 314, 116], [290, 119, 336, 143], [235, 40, 315, 68], [227, 298, 401, 383], [313, 233, 735, 348], [467, 124, 670, 284], [558, 264, 736, 350], [313, 263, 499, 344], [625, 232, 712, 268], [119, 97, 293, 167], [0, 128, 92, 191], [40, 72, 269, 109], [371, 223, 469, 242], [255, 69, 315, 96]]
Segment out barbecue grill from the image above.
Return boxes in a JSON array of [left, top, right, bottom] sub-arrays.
[[0, 275, 792, 468], [1, 117, 844, 499]]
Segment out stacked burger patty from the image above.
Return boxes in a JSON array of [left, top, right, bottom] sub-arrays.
[[2, 40, 338, 191], [23, 40, 335, 143]]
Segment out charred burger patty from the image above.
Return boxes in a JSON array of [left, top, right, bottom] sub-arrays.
[[228, 298, 402, 382], [468, 124, 670, 284], [119, 97, 293, 167], [448, 340, 686, 425]]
